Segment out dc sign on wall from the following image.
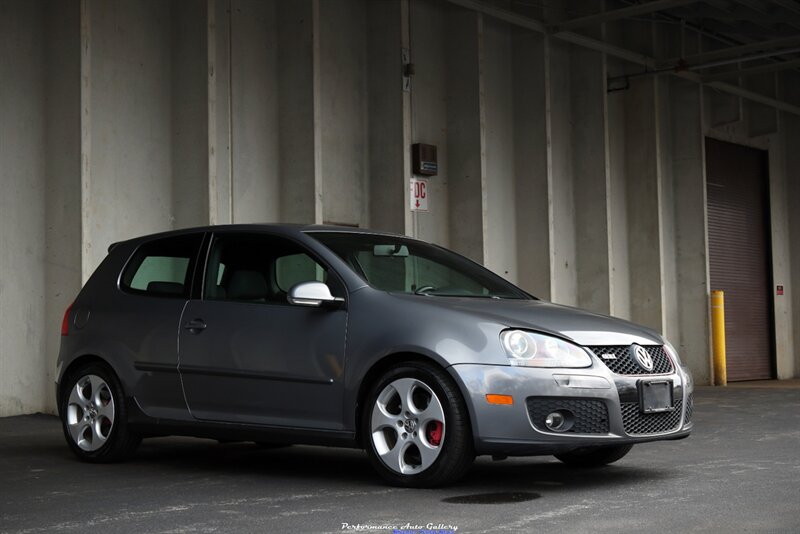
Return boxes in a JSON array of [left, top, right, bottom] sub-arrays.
[[410, 178, 429, 212]]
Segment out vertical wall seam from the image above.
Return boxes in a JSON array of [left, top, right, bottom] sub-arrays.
[[311, 0, 323, 224], [698, 83, 714, 382], [227, 0, 234, 223], [80, 0, 91, 283], [401, 0, 413, 237], [601, 18, 615, 316], [477, 13, 488, 264], [207, 0, 218, 225], [654, 77, 669, 337], [544, 34, 556, 302]]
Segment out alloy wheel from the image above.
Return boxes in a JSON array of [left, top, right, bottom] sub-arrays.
[[65, 374, 115, 452], [370, 377, 446, 475]]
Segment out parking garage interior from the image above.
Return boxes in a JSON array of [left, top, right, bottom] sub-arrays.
[[2, 0, 799, 532], [0, 0, 799, 419]]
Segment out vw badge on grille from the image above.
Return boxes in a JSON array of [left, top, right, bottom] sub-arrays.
[[632, 344, 654, 371]]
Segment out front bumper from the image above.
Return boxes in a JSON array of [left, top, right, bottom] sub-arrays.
[[449, 362, 693, 456]]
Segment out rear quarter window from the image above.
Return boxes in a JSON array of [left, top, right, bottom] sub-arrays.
[[120, 234, 203, 298]]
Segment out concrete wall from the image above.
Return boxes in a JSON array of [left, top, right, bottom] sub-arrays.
[[319, 0, 368, 228], [1, 0, 800, 416], [45, 0, 82, 414], [787, 73, 800, 379], [230, 0, 280, 223], [171, 0, 208, 229], [409, 0, 449, 246], [87, 0, 175, 270], [512, 29, 549, 298], [0, 1, 47, 415]]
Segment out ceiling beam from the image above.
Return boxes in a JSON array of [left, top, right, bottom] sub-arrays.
[[445, 0, 546, 33], [659, 35, 800, 67], [704, 81, 800, 115], [551, 0, 699, 33], [556, 31, 656, 68], [703, 58, 800, 82], [670, 70, 800, 115]]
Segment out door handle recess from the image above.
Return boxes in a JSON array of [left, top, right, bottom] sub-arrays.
[[184, 319, 207, 332]]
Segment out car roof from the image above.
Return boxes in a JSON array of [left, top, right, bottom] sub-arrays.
[[107, 223, 409, 252]]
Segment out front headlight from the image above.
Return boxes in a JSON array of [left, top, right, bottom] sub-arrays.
[[500, 330, 592, 368]]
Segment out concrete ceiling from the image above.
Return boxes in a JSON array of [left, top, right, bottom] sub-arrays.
[[448, 0, 800, 114]]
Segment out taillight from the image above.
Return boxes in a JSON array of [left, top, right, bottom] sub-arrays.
[[61, 303, 74, 336]]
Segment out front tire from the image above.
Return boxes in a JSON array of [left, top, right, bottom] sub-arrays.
[[555, 444, 633, 467], [60, 362, 140, 462], [363, 361, 474, 487]]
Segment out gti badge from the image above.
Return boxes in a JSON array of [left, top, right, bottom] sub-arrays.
[[632, 344, 654, 371]]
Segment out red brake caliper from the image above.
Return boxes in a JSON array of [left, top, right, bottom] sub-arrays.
[[427, 421, 443, 446]]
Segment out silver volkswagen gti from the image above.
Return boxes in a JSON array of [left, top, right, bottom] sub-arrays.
[[56, 224, 693, 487]]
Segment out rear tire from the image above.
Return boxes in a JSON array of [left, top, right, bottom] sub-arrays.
[[362, 361, 474, 487], [60, 362, 141, 463], [555, 444, 633, 467]]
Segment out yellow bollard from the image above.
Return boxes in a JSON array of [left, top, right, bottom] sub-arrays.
[[711, 290, 727, 386]]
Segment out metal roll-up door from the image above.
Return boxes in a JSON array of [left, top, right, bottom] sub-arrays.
[[706, 138, 774, 381]]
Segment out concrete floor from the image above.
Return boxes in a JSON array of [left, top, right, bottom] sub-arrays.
[[1, 385, 798, 534]]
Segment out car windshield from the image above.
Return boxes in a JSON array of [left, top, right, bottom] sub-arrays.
[[308, 232, 530, 299]]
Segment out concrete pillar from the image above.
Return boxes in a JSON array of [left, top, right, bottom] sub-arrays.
[[366, 0, 412, 235], [171, 0, 209, 229], [445, 9, 486, 263], [85, 0, 175, 271], [768, 102, 795, 380], [483, 18, 517, 282], [277, 0, 321, 224], [786, 73, 800, 379], [409, 0, 449, 246], [319, 0, 368, 227], [606, 59, 631, 320], [623, 76, 665, 332], [670, 75, 712, 384], [571, 44, 611, 314], [45, 0, 82, 412], [512, 29, 550, 298], [546, 37, 578, 305], [230, 0, 280, 223], [0, 1, 47, 416], [208, 0, 232, 225], [652, 25, 680, 344]]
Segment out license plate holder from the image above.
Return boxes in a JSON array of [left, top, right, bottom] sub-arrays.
[[638, 379, 673, 414]]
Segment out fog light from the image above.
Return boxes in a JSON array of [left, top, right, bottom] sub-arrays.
[[544, 410, 574, 432]]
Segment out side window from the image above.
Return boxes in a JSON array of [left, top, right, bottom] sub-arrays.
[[121, 234, 202, 298], [275, 253, 327, 292], [204, 234, 339, 304]]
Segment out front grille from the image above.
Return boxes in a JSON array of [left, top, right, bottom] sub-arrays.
[[620, 397, 683, 435], [589, 345, 674, 375], [685, 393, 694, 423], [526, 397, 609, 434]]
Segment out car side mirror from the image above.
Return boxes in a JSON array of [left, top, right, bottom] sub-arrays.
[[287, 281, 345, 307]]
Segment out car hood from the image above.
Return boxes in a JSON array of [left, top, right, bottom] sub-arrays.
[[398, 295, 664, 346]]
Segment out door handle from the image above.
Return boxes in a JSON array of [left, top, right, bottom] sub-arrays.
[[183, 319, 207, 333]]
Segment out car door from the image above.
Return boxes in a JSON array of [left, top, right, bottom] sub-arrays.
[[177, 232, 348, 429], [116, 232, 205, 420]]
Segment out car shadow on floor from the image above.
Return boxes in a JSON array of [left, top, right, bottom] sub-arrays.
[[128, 437, 676, 493]]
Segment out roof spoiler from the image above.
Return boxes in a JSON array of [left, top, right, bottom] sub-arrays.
[[107, 242, 121, 253]]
